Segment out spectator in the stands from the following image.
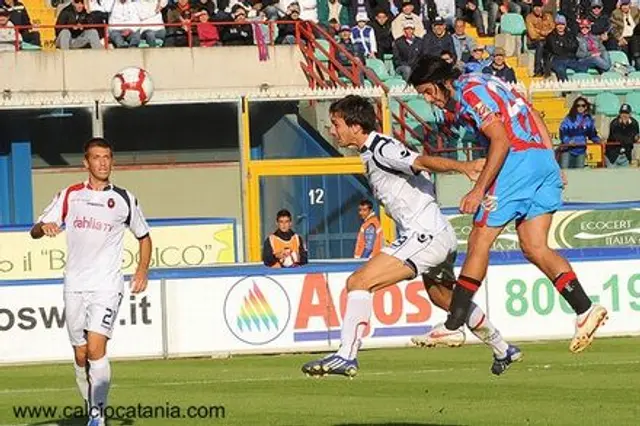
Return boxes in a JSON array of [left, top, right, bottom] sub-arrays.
[[576, 19, 611, 73], [262, 209, 308, 268], [193, 9, 220, 46], [222, 4, 254, 45], [452, 18, 476, 62], [486, 0, 521, 37], [611, 0, 640, 69], [391, 0, 425, 39], [392, 20, 422, 80], [137, 0, 167, 47], [432, 0, 456, 28], [606, 103, 639, 167], [3, 0, 40, 46], [455, 0, 485, 36], [193, 0, 217, 18], [545, 14, 579, 81], [55, 0, 102, 49], [422, 16, 456, 59], [325, 0, 346, 23], [164, 0, 196, 47], [342, 0, 374, 25], [371, 8, 392, 57], [483, 47, 517, 82], [526, 0, 554, 77], [326, 17, 342, 37], [337, 24, 367, 83], [586, 0, 616, 51], [558, 97, 600, 169], [351, 12, 376, 57], [0, 8, 20, 51], [108, 0, 141, 48], [559, 0, 589, 34], [276, 3, 300, 44], [463, 44, 490, 72]]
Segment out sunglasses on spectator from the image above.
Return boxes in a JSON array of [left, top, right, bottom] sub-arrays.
[[577, 104, 587, 107]]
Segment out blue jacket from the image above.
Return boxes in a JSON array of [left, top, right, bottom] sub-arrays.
[[559, 113, 600, 155]]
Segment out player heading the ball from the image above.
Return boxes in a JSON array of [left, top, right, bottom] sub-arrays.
[[407, 55, 608, 354], [30, 138, 152, 426], [302, 95, 520, 378]]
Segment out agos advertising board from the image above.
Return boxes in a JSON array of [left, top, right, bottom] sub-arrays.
[[202, 272, 481, 354]]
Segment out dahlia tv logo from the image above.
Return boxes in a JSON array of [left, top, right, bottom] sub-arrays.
[[554, 209, 640, 248], [223, 276, 291, 345]]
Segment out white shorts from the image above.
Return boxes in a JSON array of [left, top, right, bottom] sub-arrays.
[[381, 224, 457, 279], [63, 291, 124, 346]]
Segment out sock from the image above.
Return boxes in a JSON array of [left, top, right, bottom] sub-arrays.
[[466, 302, 509, 358], [336, 290, 372, 360], [73, 362, 89, 405], [88, 356, 111, 419], [553, 271, 592, 315], [445, 275, 482, 330]]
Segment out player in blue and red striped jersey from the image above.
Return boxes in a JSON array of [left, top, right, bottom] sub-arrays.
[[408, 56, 608, 372]]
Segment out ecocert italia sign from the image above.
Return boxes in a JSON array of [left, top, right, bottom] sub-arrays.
[[448, 208, 640, 251]]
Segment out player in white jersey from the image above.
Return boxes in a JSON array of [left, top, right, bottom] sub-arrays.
[[302, 95, 519, 378], [30, 138, 152, 426]]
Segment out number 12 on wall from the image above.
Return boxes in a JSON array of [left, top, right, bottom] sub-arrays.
[[308, 188, 325, 205]]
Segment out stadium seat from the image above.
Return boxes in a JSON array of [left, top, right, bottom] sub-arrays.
[[568, 72, 597, 95], [594, 92, 621, 117], [366, 58, 392, 81], [602, 71, 628, 94], [609, 50, 630, 67], [406, 98, 436, 123], [385, 77, 408, 88], [314, 39, 330, 62], [625, 91, 640, 112], [500, 13, 527, 35], [20, 42, 41, 50], [628, 71, 640, 80]]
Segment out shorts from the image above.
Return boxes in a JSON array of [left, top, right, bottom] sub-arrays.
[[64, 291, 124, 346], [474, 149, 563, 227], [382, 224, 457, 279]]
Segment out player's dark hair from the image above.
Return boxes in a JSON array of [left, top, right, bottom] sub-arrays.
[[83, 137, 114, 157], [276, 209, 292, 220], [329, 95, 377, 134], [408, 55, 462, 89], [359, 199, 373, 209]]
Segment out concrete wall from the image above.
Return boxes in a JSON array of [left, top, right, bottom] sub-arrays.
[[1, 46, 308, 93], [435, 168, 640, 208], [32, 163, 243, 220]]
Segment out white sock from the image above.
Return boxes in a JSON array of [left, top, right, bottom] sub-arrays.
[[88, 356, 111, 419], [466, 302, 509, 358], [336, 290, 372, 360], [73, 362, 89, 405]]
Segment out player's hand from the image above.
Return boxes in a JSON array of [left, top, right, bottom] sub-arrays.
[[41, 223, 62, 237], [459, 188, 484, 215], [463, 159, 485, 182], [130, 269, 148, 294]]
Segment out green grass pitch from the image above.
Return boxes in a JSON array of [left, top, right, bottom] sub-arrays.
[[1, 337, 638, 426]]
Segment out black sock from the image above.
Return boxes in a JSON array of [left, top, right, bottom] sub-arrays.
[[554, 271, 592, 315], [444, 275, 482, 330]]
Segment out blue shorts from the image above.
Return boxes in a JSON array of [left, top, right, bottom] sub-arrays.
[[474, 149, 563, 227]]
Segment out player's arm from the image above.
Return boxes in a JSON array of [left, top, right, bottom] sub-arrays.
[[128, 194, 152, 294], [30, 190, 65, 239], [460, 119, 510, 214], [412, 154, 484, 181], [530, 108, 554, 149]]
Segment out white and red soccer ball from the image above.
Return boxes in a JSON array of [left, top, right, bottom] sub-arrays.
[[111, 67, 154, 108]]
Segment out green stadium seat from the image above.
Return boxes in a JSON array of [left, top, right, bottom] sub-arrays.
[[609, 50, 630, 67], [366, 57, 391, 81], [568, 72, 597, 95], [625, 91, 640, 113], [628, 71, 640, 80], [406, 98, 436, 123], [385, 77, 408, 88], [20, 42, 40, 50], [314, 39, 330, 62], [500, 13, 527, 35], [602, 71, 628, 94], [594, 92, 621, 117]]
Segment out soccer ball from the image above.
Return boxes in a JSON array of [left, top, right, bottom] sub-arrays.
[[111, 67, 154, 108]]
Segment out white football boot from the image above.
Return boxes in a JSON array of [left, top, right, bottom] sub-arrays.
[[411, 323, 466, 348], [570, 304, 608, 353]]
